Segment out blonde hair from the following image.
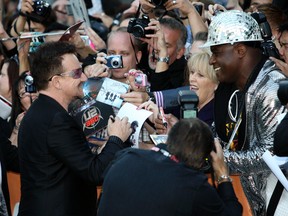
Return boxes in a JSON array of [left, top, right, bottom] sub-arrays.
[[186, 52, 218, 84]]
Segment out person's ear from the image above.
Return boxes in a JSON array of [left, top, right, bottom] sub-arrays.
[[235, 43, 247, 59], [176, 47, 186, 59], [50, 76, 62, 90], [136, 50, 142, 64]]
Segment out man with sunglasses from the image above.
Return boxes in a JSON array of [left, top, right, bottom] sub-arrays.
[[17, 41, 133, 216]]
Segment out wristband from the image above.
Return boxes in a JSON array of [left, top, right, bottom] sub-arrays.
[[19, 10, 27, 17], [217, 175, 232, 184], [179, 16, 188, 20]]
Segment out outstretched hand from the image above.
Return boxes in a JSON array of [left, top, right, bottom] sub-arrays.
[[154, 112, 178, 135], [210, 139, 229, 180]]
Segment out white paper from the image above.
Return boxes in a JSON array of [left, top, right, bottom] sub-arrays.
[[0, 96, 12, 120], [262, 150, 288, 191], [117, 103, 152, 148]]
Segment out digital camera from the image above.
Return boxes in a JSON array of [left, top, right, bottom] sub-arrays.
[[151, 0, 168, 6], [127, 15, 154, 38], [27, 0, 51, 22], [105, 55, 123, 69], [251, 12, 280, 59], [134, 73, 148, 87], [194, 4, 203, 16], [24, 74, 37, 93]]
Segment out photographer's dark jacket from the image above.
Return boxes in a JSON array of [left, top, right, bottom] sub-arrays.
[[98, 145, 242, 216]]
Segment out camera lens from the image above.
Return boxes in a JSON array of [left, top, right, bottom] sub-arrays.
[[25, 75, 34, 86], [111, 58, 120, 68], [135, 75, 143, 84], [132, 25, 145, 38], [35, 1, 45, 15]]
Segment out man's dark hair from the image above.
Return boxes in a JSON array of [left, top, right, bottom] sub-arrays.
[[167, 118, 214, 169], [30, 41, 77, 90], [279, 22, 288, 34]]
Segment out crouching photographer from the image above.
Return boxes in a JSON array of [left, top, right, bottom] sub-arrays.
[[97, 118, 242, 216]]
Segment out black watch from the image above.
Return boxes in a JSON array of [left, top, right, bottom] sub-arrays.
[[157, 56, 170, 64]]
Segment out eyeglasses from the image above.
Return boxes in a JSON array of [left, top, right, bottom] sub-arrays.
[[48, 67, 83, 81]]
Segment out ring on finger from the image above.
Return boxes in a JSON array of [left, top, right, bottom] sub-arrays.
[[172, 0, 176, 4]]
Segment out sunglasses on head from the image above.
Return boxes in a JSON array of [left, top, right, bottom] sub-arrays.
[[48, 67, 83, 81]]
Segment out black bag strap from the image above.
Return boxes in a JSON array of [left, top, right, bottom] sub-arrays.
[[266, 180, 284, 216], [266, 167, 287, 216]]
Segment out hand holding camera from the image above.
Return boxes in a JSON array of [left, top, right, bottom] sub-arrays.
[[127, 15, 154, 38], [95, 52, 123, 69], [21, 0, 51, 23], [125, 69, 149, 92], [20, 0, 34, 16], [105, 55, 123, 69]]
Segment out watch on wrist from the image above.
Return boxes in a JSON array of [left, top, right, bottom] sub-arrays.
[[157, 56, 170, 64], [217, 175, 232, 184]]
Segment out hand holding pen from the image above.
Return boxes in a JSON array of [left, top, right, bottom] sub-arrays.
[[154, 108, 179, 135]]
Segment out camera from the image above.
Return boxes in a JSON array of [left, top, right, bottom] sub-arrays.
[[277, 79, 288, 105], [194, 4, 203, 16], [127, 15, 154, 38], [134, 73, 148, 87], [105, 55, 123, 69], [178, 90, 198, 119], [26, 0, 51, 23], [151, 0, 167, 6], [24, 74, 36, 93], [251, 12, 280, 59]]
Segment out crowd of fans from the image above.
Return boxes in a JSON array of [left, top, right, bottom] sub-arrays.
[[1, 0, 288, 216]]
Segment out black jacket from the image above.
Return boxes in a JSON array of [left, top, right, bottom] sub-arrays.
[[18, 94, 127, 216], [98, 145, 242, 216], [0, 131, 19, 216]]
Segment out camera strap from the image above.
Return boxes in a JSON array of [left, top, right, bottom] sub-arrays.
[[129, 34, 139, 65]]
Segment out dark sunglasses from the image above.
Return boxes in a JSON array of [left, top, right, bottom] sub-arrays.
[[48, 68, 83, 81]]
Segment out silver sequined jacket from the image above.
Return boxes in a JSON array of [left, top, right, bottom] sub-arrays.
[[223, 60, 287, 216]]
